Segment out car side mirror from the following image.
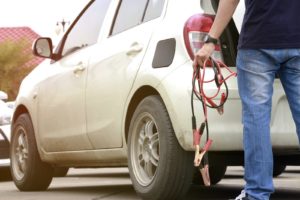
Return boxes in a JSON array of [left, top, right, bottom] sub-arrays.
[[33, 37, 53, 59], [0, 91, 8, 100]]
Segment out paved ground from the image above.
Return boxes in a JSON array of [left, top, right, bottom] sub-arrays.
[[0, 166, 299, 200]]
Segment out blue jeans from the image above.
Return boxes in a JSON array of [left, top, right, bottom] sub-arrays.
[[237, 49, 300, 200]]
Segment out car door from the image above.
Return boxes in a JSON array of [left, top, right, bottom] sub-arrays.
[[37, 0, 111, 152], [85, 0, 166, 149]]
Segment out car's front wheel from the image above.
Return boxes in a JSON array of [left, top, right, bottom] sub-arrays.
[[10, 113, 54, 191], [128, 95, 194, 200]]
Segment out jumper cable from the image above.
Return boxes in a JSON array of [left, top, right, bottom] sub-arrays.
[[191, 57, 237, 186]]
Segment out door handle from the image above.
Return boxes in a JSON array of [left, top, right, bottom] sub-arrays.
[[126, 42, 143, 56], [73, 62, 86, 76]]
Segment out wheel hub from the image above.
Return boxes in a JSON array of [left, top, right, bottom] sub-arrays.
[[132, 114, 160, 186], [12, 129, 28, 180], [16, 143, 27, 172], [142, 137, 153, 162]]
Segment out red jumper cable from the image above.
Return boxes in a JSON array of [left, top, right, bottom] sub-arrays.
[[191, 57, 237, 186]]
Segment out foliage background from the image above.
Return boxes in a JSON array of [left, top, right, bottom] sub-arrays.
[[0, 38, 35, 100]]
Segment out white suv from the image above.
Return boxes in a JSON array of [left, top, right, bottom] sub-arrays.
[[11, 0, 299, 199]]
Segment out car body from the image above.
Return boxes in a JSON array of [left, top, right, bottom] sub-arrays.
[[11, 0, 300, 199], [0, 91, 13, 173]]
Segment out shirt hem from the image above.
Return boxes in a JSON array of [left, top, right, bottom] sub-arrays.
[[238, 43, 300, 49]]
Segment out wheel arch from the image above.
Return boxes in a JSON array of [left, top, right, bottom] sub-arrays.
[[126, 91, 194, 199], [11, 105, 31, 141], [12, 105, 30, 126], [125, 86, 159, 144]]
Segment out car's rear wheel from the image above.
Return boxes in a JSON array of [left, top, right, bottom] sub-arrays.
[[54, 167, 69, 177], [193, 161, 227, 185], [273, 163, 286, 177], [10, 113, 54, 191], [128, 95, 194, 200]]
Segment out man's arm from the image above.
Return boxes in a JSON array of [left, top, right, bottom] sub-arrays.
[[193, 0, 240, 66]]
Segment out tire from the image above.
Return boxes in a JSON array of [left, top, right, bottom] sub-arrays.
[[193, 161, 227, 185], [128, 95, 194, 200], [273, 163, 286, 177], [54, 167, 69, 177], [10, 113, 54, 191]]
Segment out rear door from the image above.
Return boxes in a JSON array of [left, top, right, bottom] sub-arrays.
[[85, 0, 166, 149]]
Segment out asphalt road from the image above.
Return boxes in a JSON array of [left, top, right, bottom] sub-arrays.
[[0, 166, 299, 200]]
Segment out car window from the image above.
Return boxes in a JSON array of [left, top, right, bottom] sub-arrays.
[[143, 0, 165, 22], [62, 0, 110, 56], [111, 0, 148, 35]]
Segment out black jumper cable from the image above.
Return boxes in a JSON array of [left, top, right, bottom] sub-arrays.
[[191, 57, 237, 186]]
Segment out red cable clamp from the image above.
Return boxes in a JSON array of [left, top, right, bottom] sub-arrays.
[[194, 139, 213, 167], [193, 122, 206, 146]]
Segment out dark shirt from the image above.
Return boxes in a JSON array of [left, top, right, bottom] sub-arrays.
[[238, 0, 300, 49]]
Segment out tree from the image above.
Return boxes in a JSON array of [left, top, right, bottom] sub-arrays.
[[0, 38, 34, 100]]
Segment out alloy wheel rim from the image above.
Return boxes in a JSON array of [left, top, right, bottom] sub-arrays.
[[12, 126, 29, 180], [131, 113, 159, 186]]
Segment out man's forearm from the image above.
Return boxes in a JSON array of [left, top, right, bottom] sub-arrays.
[[209, 0, 240, 38]]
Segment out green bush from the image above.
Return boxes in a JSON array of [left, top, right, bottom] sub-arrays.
[[0, 38, 35, 100]]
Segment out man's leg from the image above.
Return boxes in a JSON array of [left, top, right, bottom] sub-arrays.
[[236, 49, 280, 200], [278, 49, 300, 144]]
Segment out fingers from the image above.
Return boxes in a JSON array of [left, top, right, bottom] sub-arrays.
[[193, 43, 215, 67], [194, 54, 205, 67], [193, 50, 208, 67], [193, 58, 201, 68]]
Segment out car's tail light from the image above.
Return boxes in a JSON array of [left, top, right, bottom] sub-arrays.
[[183, 14, 223, 61]]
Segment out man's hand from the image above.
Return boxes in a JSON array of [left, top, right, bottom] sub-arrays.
[[193, 43, 215, 68], [192, 0, 240, 68]]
